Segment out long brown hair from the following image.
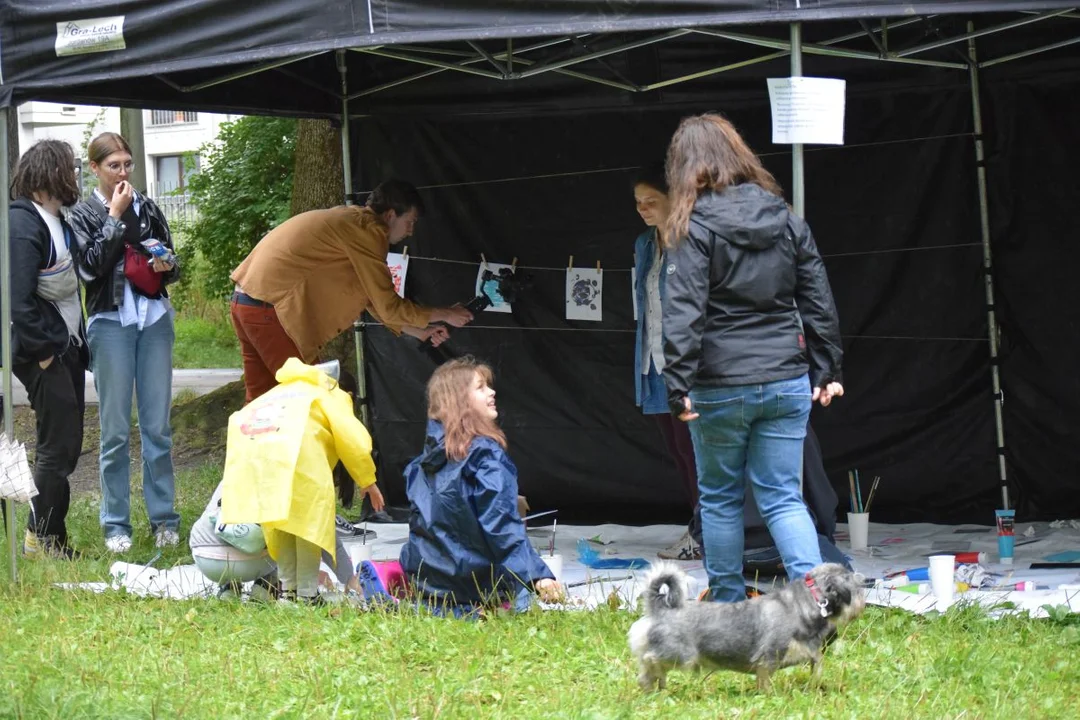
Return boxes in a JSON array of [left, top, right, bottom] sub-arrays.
[[664, 113, 783, 247], [87, 132, 132, 166], [427, 357, 507, 461], [10, 139, 80, 206]]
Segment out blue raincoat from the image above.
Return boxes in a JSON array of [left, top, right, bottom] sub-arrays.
[[399, 420, 554, 609]]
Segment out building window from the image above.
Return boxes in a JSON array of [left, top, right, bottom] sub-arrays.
[[154, 154, 199, 192], [149, 110, 198, 126]]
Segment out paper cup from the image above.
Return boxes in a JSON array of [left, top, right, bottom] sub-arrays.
[[543, 553, 563, 583], [847, 512, 870, 551], [353, 543, 373, 564], [928, 554, 956, 610]]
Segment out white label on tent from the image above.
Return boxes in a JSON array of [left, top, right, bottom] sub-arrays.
[[767, 77, 846, 145], [55, 16, 127, 57]]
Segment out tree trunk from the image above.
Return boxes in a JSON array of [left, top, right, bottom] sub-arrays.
[[289, 119, 355, 373]]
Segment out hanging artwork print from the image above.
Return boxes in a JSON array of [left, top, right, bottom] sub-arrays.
[[475, 262, 515, 313], [386, 252, 409, 298], [566, 267, 603, 322]]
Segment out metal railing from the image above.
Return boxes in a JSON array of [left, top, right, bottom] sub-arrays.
[[149, 110, 198, 126]]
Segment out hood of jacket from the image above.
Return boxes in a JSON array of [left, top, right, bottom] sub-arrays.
[[274, 356, 341, 391], [692, 183, 790, 250]]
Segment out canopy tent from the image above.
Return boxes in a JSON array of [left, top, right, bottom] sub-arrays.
[[3, 2, 1079, 580]]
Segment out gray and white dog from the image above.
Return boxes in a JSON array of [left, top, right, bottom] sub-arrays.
[[628, 562, 866, 692]]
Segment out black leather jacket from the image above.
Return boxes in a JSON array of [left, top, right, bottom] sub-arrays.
[[661, 183, 843, 413], [68, 191, 180, 318]]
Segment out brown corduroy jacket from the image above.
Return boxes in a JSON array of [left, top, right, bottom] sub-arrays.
[[231, 205, 431, 362]]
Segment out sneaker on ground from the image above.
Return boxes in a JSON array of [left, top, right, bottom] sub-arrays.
[[105, 534, 133, 554], [154, 528, 180, 548], [335, 515, 361, 536], [658, 530, 702, 561]]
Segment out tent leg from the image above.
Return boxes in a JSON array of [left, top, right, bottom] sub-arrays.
[[337, 50, 370, 429], [790, 22, 805, 218], [1, 106, 18, 581], [967, 25, 1010, 511]]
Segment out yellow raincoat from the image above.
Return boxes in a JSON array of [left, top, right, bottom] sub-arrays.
[[218, 358, 377, 563]]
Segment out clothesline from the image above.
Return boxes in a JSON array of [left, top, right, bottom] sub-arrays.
[[393, 240, 982, 274], [356, 322, 989, 342]]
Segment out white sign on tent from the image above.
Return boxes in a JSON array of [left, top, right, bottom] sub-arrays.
[[767, 77, 846, 145]]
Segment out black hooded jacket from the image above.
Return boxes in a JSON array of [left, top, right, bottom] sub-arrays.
[[661, 183, 842, 412]]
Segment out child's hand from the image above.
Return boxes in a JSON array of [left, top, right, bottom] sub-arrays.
[[536, 578, 564, 603], [363, 483, 385, 512]]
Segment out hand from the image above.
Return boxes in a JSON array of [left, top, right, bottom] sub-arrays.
[[434, 305, 473, 328], [345, 576, 362, 595], [151, 257, 172, 273], [109, 181, 134, 218], [38, 356, 54, 370], [536, 578, 564, 603], [812, 382, 845, 407], [677, 396, 699, 423], [363, 483, 385, 513], [427, 326, 450, 347]]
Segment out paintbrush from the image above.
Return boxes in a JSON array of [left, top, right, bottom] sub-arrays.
[[864, 476, 881, 513], [549, 519, 557, 556], [854, 469, 863, 513], [566, 574, 635, 589], [848, 471, 857, 512]]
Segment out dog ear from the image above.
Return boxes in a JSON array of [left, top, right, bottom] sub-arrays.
[[823, 573, 853, 607]]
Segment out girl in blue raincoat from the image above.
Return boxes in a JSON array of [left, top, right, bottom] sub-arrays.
[[399, 357, 562, 613]]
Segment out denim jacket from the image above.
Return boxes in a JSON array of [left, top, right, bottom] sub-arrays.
[[633, 228, 669, 414]]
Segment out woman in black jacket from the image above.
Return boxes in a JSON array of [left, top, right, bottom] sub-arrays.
[[661, 114, 845, 603], [68, 132, 181, 554], [7, 139, 88, 559]]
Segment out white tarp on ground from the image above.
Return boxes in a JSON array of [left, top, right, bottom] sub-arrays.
[[57, 521, 1080, 617]]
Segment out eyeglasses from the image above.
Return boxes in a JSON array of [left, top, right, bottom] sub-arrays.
[[104, 161, 135, 173]]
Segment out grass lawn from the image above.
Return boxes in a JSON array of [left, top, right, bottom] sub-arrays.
[[2, 462, 1079, 718], [172, 314, 240, 369]]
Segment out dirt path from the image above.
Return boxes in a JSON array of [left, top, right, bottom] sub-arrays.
[[9, 380, 244, 495]]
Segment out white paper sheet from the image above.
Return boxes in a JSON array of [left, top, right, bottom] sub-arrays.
[[566, 268, 603, 322], [767, 77, 846, 145]]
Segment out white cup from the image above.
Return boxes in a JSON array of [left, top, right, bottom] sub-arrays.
[[353, 543, 373, 564], [543, 553, 563, 583], [928, 554, 956, 610], [847, 512, 870, 551]]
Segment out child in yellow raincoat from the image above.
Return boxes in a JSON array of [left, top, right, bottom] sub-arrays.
[[219, 358, 384, 603]]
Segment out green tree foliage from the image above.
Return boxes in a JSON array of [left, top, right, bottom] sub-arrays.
[[183, 116, 296, 299]]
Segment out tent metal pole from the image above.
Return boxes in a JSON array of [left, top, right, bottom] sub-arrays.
[[896, 9, 1073, 57], [337, 50, 369, 429], [790, 23, 805, 218], [966, 25, 1010, 511], [980, 35, 1080, 68], [1, 106, 18, 581]]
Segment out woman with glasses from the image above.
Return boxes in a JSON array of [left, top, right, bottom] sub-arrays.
[[69, 132, 182, 554]]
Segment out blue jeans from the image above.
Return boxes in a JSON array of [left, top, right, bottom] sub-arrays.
[[688, 375, 822, 603], [88, 315, 179, 538]]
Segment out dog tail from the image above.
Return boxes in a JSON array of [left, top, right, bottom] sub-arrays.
[[641, 561, 687, 615]]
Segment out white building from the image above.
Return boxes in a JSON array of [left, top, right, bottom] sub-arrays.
[[16, 101, 236, 195]]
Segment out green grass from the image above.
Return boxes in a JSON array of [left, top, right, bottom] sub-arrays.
[[2, 462, 1079, 719], [172, 314, 240, 369]]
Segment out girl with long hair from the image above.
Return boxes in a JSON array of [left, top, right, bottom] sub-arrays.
[[631, 163, 701, 561], [399, 357, 562, 613], [661, 113, 845, 602]]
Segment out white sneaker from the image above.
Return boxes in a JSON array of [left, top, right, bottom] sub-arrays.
[[154, 528, 180, 548], [657, 530, 702, 561], [105, 535, 133, 554]]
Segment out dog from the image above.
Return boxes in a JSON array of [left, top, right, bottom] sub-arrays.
[[628, 562, 866, 692]]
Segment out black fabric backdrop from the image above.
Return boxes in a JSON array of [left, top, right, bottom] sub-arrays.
[[352, 57, 1080, 525]]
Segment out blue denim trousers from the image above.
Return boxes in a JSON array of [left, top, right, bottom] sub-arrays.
[[87, 314, 179, 538], [688, 375, 823, 602]]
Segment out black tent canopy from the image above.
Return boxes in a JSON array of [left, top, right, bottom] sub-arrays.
[[3, 1, 1080, 579]]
